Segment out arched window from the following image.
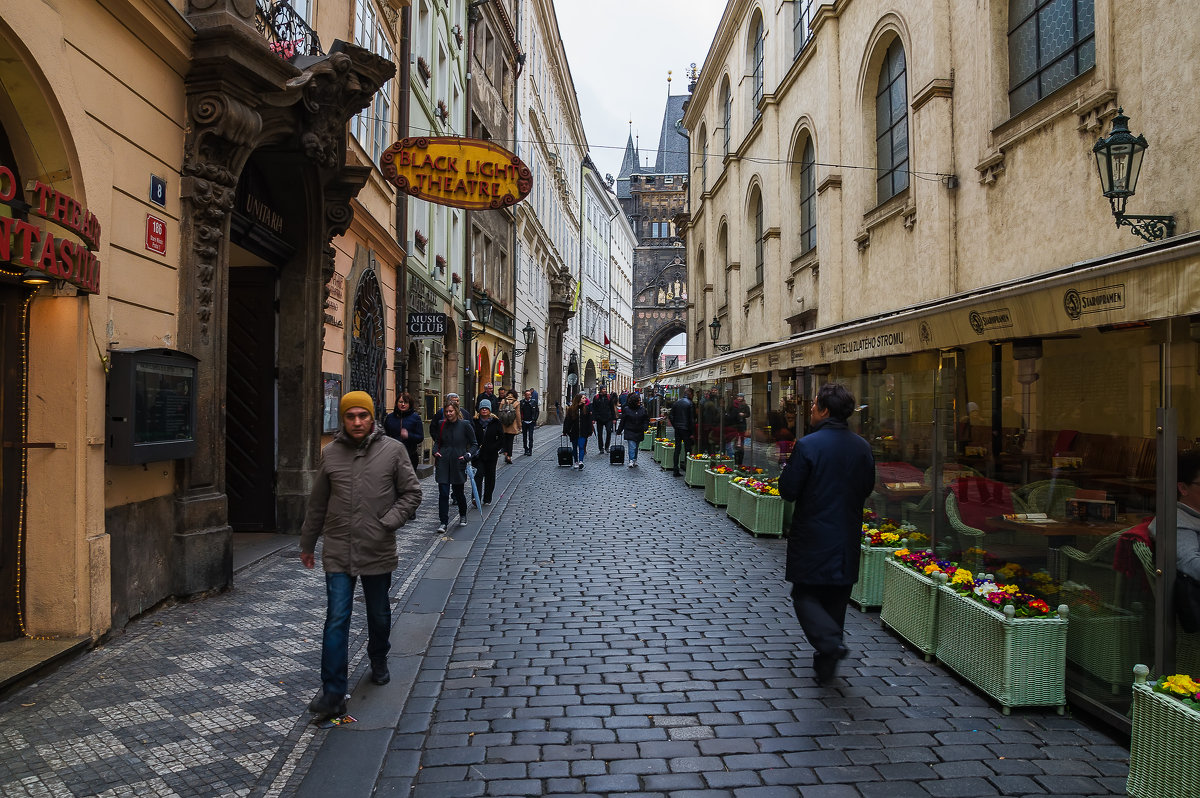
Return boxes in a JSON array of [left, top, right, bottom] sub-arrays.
[[799, 138, 817, 253], [1008, 0, 1095, 115], [750, 15, 764, 121], [753, 192, 764, 285], [349, 265, 387, 413], [875, 39, 909, 204], [721, 80, 732, 156], [793, 0, 815, 58]]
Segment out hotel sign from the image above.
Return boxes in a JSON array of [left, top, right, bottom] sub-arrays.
[[381, 136, 532, 211], [0, 164, 102, 293]]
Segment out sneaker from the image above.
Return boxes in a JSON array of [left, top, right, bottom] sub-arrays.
[[308, 691, 347, 718], [436, 523, 447, 534], [458, 514, 468, 528], [482, 500, 491, 506], [631, 460, 638, 468], [370, 661, 390, 686], [576, 462, 584, 470]]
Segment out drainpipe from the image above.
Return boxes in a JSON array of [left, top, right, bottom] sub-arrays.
[[395, 1, 411, 400]]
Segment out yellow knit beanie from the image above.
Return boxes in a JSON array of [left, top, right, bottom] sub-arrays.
[[339, 390, 375, 419]]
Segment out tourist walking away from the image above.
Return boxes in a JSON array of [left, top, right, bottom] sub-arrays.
[[476, 381, 498, 416], [700, 389, 721, 454], [670, 387, 695, 476], [299, 391, 423, 719], [430, 392, 459, 446], [520, 388, 539, 455], [725, 392, 750, 464], [562, 394, 592, 470], [471, 399, 504, 504], [497, 388, 521, 464], [778, 382, 875, 685], [616, 393, 650, 468], [591, 387, 615, 453], [382, 391, 424, 472], [433, 402, 478, 533]]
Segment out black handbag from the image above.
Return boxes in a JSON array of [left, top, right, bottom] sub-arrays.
[[1175, 571, 1200, 634]]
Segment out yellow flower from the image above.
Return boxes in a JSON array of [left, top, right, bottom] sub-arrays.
[[879, 532, 900, 544], [923, 563, 940, 575], [894, 548, 910, 558], [1163, 674, 1200, 696], [1001, 583, 1020, 594], [950, 568, 975, 585]]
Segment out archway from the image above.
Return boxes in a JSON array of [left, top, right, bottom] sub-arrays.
[[584, 360, 598, 394], [476, 346, 491, 399], [641, 319, 687, 375]]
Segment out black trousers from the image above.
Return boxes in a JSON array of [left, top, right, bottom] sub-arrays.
[[473, 456, 498, 503], [521, 421, 535, 453], [672, 431, 691, 472], [790, 582, 853, 659], [596, 421, 613, 450]]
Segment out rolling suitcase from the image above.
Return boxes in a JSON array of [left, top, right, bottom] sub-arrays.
[[557, 435, 574, 467], [609, 445, 624, 465]]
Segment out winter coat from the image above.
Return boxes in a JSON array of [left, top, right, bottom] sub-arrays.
[[669, 396, 694, 432], [519, 398, 540, 423], [472, 415, 504, 462], [383, 408, 424, 461], [433, 417, 478, 484], [563, 406, 593, 439], [476, 391, 498, 415], [1150, 503, 1200, 581], [497, 396, 521, 435], [300, 426, 422, 576], [617, 404, 650, 442], [591, 394, 615, 423], [779, 418, 875, 585]]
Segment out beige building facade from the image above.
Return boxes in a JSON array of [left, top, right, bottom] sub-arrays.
[[678, 0, 1200, 730]]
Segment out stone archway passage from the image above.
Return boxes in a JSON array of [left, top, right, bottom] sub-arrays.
[[640, 318, 687, 376]]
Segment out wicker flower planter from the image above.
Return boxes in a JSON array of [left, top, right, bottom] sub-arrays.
[[704, 469, 732, 506], [726, 484, 784, 537], [685, 455, 727, 487], [651, 440, 663, 463], [1066, 605, 1146, 692], [880, 559, 942, 660], [850, 544, 904, 611], [639, 435, 653, 451], [1128, 667, 1200, 798], [934, 586, 1068, 713], [726, 482, 749, 525], [659, 443, 676, 470]]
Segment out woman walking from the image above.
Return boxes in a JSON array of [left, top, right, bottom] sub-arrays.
[[616, 393, 650, 468], [562, 394, 593, 470], [497, 388, 521, 464], [433, 403, 477, 533], [383, 392, 424, 472], [471, 399, 504, 505]]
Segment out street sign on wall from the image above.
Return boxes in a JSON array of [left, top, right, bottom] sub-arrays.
[[381, 136, 532, 211]]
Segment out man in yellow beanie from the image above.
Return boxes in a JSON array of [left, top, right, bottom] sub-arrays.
[[300, 390, 422, 718]]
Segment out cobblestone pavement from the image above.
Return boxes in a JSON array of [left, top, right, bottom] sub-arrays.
[[0, 430, 1132, 797]]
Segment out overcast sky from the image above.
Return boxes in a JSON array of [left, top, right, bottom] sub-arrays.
[[555, 1, 727, 182]]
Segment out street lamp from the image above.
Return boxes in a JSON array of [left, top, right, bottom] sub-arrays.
[[1093, 108, 1175, 242], [708, 316, 730, 352], [513, 320, 535, 356], [464, 290, 493, 412]]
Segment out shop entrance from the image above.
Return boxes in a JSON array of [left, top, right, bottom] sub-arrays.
[[0, 283, 27, 639], [225, 266, 277, 531]]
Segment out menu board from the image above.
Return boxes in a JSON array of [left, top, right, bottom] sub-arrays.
[[133, 362, 194, 443]]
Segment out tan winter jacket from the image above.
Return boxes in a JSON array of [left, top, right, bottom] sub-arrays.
[[300, 426, 422, 575], [499, 395, 521, 435]]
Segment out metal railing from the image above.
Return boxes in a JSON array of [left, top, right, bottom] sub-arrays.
[[255, 0, 324, 61]]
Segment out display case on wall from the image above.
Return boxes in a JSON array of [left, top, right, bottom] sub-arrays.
[[106, 348, 199, 465]]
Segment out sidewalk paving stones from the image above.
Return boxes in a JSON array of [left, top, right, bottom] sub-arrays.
[[0, 430, 1131, 796]]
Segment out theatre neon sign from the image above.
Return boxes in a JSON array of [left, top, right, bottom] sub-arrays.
[[381, 136, 532, 211], [0, 164, 102, 293]]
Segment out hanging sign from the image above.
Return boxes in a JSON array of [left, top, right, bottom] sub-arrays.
[[0, 164, 102, 293], [407, 311, 447, 339], [381, 136, 532, 211]]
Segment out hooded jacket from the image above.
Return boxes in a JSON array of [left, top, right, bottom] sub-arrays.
[[779, 418, 875, 585], [300, 425, 422, 575]]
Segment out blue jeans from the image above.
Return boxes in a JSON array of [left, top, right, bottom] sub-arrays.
[[575, 436, 588, 462], [321, 571, 392, 698], [626, 440, 638, 462]]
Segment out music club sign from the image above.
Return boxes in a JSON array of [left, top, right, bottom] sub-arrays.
[[381, 136, 532, 211]]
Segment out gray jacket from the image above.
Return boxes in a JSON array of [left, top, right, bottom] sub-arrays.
[[300, 426, 422, 576], [433, 417, 478, 484]]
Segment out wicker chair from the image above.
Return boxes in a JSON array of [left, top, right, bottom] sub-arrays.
[[902, 464, 985, 536], [1016, 479, 1078, 518], [944, 481, 1031, 567], [1057, 530, 1128, 605], [1133, 540, 1200, 677]]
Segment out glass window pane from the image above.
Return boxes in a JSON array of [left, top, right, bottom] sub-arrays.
[[877, 89, 892, 138], [1010, 0, 1038, 29], [1040, 54, 1076, 97], [1010, 79, 1039, 115], [892, 119, 909, 167], [877, 132, 891, 174], [1009, 18, 1037, 86], [1077, 0, 1095, 37], [891, 79, 907, 120], [1039, 0, 1074, 64], [1078, 38, 1095, 73], [894, 157, 909, 193]]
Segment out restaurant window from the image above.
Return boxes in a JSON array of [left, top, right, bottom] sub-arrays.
[[1008, 0, 1095, 116], [875, 38, 909, 204], [793, 0, 815, 59], [799, 137, 817, 254], [749, 14, 764, 122]]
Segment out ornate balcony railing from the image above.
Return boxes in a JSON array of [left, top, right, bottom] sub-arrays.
[[255, 0, 324, 61]]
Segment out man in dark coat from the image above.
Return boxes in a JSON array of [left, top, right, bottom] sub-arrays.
[[779, 382, 875, 684], [591, 387, 615, 453], [519, 389, 539, 456], [669, 387, 695, 476]]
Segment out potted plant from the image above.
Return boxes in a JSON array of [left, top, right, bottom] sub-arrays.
[[705, 464, 735, 507], [685, 452, 729, 487], [934, 568, 1068, 714], [850, 512, 923, 611], [658, 440, 676, 470], [1127, 664, 1200, 798], [881, 548, 953, 660], [727, 476, 784, 537]]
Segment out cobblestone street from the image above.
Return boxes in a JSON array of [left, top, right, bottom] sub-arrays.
[[0, 432, 1130, 797]]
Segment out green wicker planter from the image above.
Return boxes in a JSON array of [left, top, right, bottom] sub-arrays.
[[704, 469, 732, 506], [850, 544, 904, 611], [880, 558, 942, 660], [651, 440, 663, 462], [1066, 605, 1146, 691], [934, 586, 1068, 713], [726, 481, 749, 525], [639, 435, 653, 451], [686, 456, 727, 487], [743, 490, 784, 537], [659, 443, 676, 470], [1128, 667, 1200, 798]]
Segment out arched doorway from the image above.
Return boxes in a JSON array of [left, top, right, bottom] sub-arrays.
[[348, 265, 387, 412], [477, 346, 491, 399], [584, 360, 598, 394], [642, 320, 687, 375]]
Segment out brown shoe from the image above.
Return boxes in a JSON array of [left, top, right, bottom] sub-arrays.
[[505, 456, 513, 464]]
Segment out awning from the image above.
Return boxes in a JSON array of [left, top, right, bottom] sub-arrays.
[[669, 231, 1200, 383]]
